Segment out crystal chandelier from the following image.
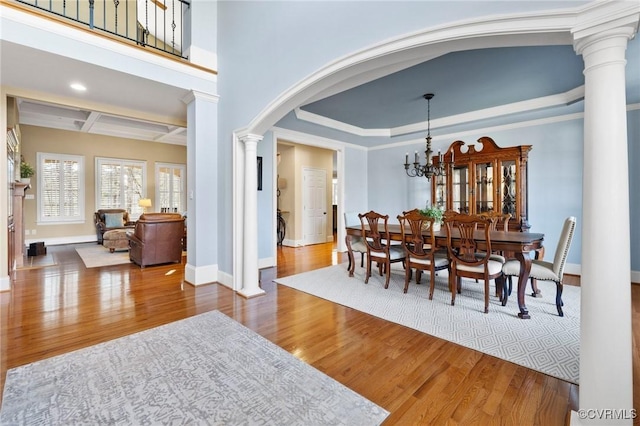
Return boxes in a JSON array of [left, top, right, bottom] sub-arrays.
[[404, 93, 448, 180]]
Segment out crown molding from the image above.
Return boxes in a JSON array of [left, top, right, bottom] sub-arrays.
[[296, 86, 585, 138], [272, 126, 366, 152], [572, 0, 640, 42]]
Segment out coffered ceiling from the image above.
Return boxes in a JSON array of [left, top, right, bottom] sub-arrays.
[[15, 97, 187, 146]]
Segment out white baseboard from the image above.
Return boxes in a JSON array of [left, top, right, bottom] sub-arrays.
[[259, 256, 276, 269], [217, 270, 233, 289], [25, 235, 96, 246], [282, 238, 301, 247], [0, 275, 10, 292], [564, 263, 581, 276], [184, 262, 218, 286]]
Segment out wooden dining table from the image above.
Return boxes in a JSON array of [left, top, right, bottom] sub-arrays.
[[345, 224, 545, 319]]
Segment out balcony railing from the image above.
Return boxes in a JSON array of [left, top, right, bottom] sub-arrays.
[[14, 0, 190, 59]]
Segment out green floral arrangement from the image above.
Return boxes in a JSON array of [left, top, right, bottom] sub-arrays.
[[20, 160, 35, 178], [419, 205, 444, 224]]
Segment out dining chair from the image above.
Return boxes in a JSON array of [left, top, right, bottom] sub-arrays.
[[502, 216, 576, 317], [397, 210, 449, 298], [444, 213, 505, 313], [358, 210, 406, 289], [478, 211, 512, 232], [477, 211, 512, 297], [344, 211, 367, 274]]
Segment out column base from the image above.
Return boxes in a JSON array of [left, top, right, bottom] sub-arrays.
[[237, 287, 266, 299]]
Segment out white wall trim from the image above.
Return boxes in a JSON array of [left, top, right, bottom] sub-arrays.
[[282, 238, 303, 247], [25, 235, 97, 246], [294, 108, 390, 137], [369, 111, 586, 152], [0, 276, 10, 292], [273, 127, 362, 151], [564, 262, 581, 277], [216, 270, 233, 289], [259, 257, 276, 269], [184, 262, 218, 286]]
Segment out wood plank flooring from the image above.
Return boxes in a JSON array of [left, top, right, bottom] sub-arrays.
[[0, 240, 635, 424]]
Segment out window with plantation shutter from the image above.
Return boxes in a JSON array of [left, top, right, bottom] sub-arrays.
[[96, 158, 147, 219], [37, 153, 85, 223], [155, 163, 186, 214]]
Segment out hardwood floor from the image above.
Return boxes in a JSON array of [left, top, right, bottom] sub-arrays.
[[0, 241, 635, 424]]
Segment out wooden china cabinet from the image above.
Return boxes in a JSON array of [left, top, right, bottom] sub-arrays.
[[431, 136, 532, 231]]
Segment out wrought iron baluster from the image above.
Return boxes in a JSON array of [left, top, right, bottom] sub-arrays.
[[88, 0, 94, 29], [172, 0, 176, 49], [113, 0, 119, 34]]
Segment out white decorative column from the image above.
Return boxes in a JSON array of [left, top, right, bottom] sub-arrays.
[[572, 7, 638, 424], [182, 90, 220, 286], [238, 133, 265, 298]]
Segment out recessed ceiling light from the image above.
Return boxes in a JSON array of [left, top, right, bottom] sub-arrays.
[[70, 83, 87, 92]]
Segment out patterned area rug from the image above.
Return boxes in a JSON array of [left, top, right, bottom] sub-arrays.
[[0, 310, 388, 425], [76, 244, 130, 268], [276, 263, 580, 384]]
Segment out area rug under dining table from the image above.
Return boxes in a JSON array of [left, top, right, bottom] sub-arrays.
[[0, 310, 389, 425], [275, 263, 580, 385]]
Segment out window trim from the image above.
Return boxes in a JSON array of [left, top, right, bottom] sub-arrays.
[[95, 157, 147, 218], [155, 162, 187, 214], [37, 152, 85, 224]]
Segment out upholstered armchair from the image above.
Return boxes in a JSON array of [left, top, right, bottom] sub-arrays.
[[128, 213, 185, 268], [95, 209, 136, 244]]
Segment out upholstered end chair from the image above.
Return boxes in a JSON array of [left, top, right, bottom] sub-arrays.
[[502, 216, 576, 317], [95, 209, 136, 244], [128, 213, 185, 268]]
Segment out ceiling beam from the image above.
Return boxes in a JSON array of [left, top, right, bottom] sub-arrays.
[[80, 111, 101, 132]]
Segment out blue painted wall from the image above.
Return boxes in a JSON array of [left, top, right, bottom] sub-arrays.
[[218, 1, 591, 274]]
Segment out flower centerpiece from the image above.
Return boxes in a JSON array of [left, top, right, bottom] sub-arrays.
[[418, 205, 444, 231]]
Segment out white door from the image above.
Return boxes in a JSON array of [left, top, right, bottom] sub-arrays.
[[303, 168, 327, 245]]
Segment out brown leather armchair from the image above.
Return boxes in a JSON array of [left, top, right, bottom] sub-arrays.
[[128, 213, 185, 268], [95, 209, 136, 244]]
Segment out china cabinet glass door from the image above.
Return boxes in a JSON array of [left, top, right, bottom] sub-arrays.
[[474, 162, 494, 213], [500, 159, 517, 216], [452, 165, 469, 214]]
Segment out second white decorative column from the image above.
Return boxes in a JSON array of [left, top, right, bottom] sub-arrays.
[[238, 133, 265, 298], [573, 18, 636, 425]]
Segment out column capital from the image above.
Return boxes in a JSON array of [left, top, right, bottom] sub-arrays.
[[572, 1, 639, 54], [237, 132, 263, 146], [182, 90, 220, 105]]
